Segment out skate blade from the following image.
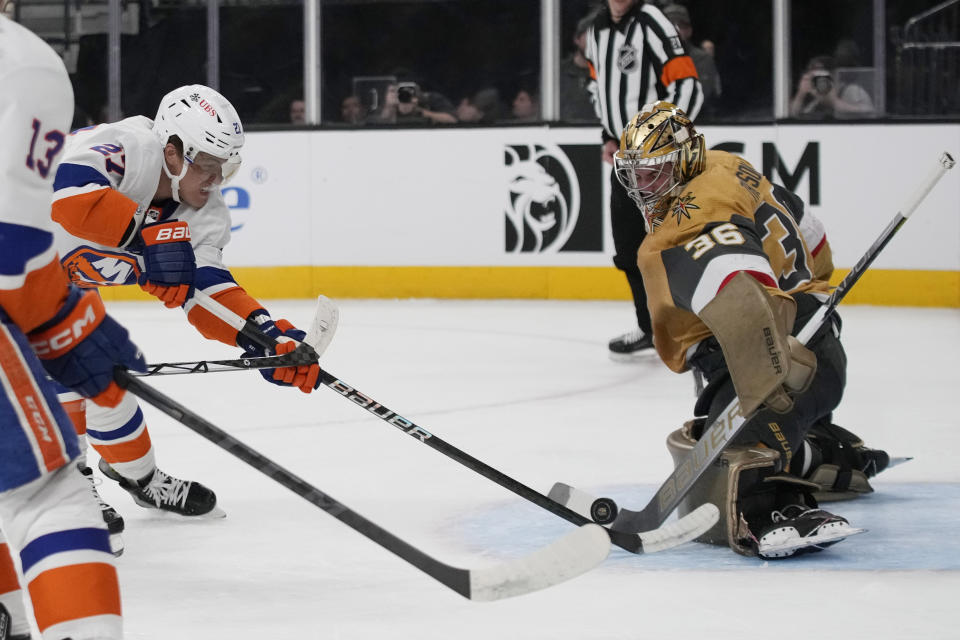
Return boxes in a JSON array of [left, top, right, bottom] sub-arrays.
[[608, 350, 657, 363], [132, 500, 227, 520], [887, 456, 913, 469], [760, 525, 866, 558]]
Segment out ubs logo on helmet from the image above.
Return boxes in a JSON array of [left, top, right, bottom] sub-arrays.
[[188, 92, 218, 118], [504, 144, 580, 253]]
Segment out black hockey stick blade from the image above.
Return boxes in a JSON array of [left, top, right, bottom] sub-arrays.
[[114, 369, 610, 600]]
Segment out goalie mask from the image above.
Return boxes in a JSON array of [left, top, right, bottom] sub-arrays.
[[153, 84, 244, 202], [615, 101, 705, 231]]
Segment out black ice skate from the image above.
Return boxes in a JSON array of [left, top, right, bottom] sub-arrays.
[[803, 421, 902, 501], [753, 504, 865, 559], [608, 329, 654, 361], [98, 459, 225, 519], [77, 461, 124, 556]]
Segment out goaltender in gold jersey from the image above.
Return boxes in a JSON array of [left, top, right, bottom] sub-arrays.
[[613, 101, 892, 559]]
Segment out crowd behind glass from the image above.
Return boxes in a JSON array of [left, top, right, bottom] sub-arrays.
[[8, 0, 959, 129]]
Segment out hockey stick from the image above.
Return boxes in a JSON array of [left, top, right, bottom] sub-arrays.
[[181, 289, 719, 554], [132, 295, 337, 377], [113, 369, 610, 601], [550, 151, 956, 533]]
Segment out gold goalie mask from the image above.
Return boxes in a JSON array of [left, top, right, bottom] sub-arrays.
[[615, 101, 705, 231]]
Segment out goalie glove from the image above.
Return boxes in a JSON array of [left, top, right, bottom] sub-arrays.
[[137, 220, 195, 308], [29, 287, 147, 407], [239, 311, 321, 394]]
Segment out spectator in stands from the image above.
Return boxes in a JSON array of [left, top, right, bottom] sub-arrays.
[[790, 53, 873, 119], [455, 87, 502, 124], [340, 94, 367, 125], [289, 98, 306, 124], [373, 80, 457, 125], [662, 4, 721, 116], [511, 88, 539, 122], [560, 13, 600, 122]]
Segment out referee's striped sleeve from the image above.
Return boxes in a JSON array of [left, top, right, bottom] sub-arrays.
[[639, 9, 703, 119]]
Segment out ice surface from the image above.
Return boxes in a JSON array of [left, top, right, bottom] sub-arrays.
[[81, 300, 958, 639]]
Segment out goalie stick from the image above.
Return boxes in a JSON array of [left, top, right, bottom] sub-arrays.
[[550, 151, 956, 533], [178, 289, 719, 554], [113, 370, 610, 601]]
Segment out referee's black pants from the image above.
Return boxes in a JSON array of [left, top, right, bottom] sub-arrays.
[[610, 169, 652, 335]]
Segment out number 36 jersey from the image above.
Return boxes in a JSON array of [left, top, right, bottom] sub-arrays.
[[637, 150, 834, 373]]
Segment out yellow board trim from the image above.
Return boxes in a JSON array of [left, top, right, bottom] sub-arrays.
[[96, 266, 959, 307]]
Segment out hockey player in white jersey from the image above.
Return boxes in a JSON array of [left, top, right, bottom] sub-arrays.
[[50, 85, 322, 533], [0, 8, 142, 639]]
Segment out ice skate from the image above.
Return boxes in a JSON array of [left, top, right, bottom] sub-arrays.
[[77, 461, 125, 556], [802, 421, 902, 501], [98, 459, 225, 519], [753, 504, 865, 559], [608, 329, 654, 361]]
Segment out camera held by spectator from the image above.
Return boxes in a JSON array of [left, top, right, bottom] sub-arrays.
[[397, 82, 420, 104], [811, 69, 833, 96]]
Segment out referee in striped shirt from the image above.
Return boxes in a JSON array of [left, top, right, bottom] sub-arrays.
[[584, 0, 702, 359]]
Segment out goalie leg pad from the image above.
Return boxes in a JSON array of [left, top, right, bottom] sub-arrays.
[[668, 420, 778, 555], [667, 420, 821, 556]]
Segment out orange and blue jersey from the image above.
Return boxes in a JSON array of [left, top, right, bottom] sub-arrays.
[[0, 11, 83, 489], [1, 14, 124, 639], [52, 115, 266, 348]]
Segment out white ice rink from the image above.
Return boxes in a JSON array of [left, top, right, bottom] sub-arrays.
[[86, 299, 958, 639]]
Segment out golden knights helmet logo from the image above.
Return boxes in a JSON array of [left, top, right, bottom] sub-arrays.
[[504, 144, 581, 253], [620, 101, 705, 181]]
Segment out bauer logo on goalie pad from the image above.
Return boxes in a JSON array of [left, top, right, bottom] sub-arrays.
[[504, 143, 602, 253]]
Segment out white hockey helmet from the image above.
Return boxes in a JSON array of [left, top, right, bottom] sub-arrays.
[[153, 85, 244, 198]]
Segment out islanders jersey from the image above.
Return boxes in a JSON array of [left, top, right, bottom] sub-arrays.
[[0, 15, 75, 332], [638, 150, 833, 373], [51, 116, 261, 345]]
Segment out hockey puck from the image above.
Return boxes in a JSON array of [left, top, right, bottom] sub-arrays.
[[589, 497, 619, 525]]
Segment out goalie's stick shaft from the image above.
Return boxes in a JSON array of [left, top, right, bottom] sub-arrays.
[[188, 291, 672, 553], [606, 150, 955, 533], [113, 370, 609, 600]]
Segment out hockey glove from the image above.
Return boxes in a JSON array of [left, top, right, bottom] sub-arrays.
[[239, 312, 321, 394], [137, 220, 195, 308], [29, 287, 147, 408]]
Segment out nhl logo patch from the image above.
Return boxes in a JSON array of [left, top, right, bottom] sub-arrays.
[[617, 45, 639, 72]]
